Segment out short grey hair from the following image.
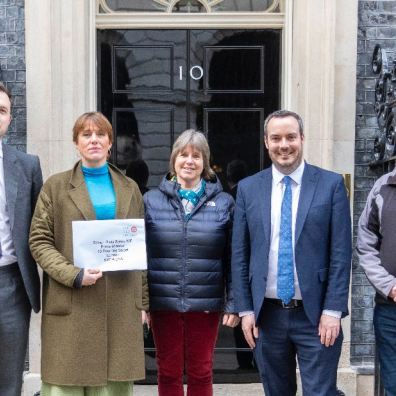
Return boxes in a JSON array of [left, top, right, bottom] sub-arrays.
[[264, 110, 304, 136], [169, 129, 215, 180]]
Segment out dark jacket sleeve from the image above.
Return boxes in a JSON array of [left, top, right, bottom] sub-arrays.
[[223, 195, 236, 313], [322, 175, 352, 316], [231, 183, 254, 313]]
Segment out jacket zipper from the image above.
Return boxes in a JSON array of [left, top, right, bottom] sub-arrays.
[[177, 193, 208, 312]]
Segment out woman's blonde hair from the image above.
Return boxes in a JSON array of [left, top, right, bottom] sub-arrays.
[[169, 129, 215, 180]]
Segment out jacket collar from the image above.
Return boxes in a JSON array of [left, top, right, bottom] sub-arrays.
[[271, 161, 305, 186], [68, 161, 132, 220], [158, 173, 223, 201], [257, 162, 319, 245]]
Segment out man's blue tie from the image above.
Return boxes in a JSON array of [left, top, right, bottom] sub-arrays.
[[277, 175, 295, 304]]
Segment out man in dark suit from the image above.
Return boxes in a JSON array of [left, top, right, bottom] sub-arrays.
[[0, 83, 43, 396], [232, 110, 351, 395]]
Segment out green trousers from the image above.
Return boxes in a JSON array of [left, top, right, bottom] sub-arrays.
[[41, 381, 133, 396]]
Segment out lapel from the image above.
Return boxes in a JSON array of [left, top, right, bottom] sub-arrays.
[[2, 144, 19, 230], [68, 162, 96, 220], [68, 162, 131, 220], [259, 169, 272, 248], [109, 164, 132, 220], [295, 163, 319, 243]]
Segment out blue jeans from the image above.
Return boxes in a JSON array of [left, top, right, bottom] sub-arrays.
[[374, 303, 396, 396]]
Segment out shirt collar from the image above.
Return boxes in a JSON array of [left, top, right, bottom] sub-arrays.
[[0, 138, 3, 159], [272, 160, 305, 186]]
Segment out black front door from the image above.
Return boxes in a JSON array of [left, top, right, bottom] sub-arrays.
[[97, 28, 281, 382]]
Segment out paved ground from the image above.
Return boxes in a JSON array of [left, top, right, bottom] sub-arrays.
[[134, 384, 263, 395]]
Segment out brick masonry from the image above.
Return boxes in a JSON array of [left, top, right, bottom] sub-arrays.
[[0, 0, 26, 151], [352, 0, 396, 367]]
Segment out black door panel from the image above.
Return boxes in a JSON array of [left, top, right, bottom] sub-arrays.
[[97, 28, 281, 383]]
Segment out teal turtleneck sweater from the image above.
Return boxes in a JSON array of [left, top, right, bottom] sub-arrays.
[[82, 163, 116, 220]]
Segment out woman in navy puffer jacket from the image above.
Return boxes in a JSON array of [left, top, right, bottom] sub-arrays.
[[144, 129, 239, 396]]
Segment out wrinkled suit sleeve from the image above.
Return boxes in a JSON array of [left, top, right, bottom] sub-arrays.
[[139, 194, 149, 310], [322, 176, 352, 315], [223, 195, 235, 313], [231, 184, 253, 313], [29, 188, 81, 287]]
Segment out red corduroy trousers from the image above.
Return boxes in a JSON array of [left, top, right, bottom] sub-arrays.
[[150, 311, 221, 396]]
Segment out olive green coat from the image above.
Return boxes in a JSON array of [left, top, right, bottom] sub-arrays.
[[29, 162, 148, 386]]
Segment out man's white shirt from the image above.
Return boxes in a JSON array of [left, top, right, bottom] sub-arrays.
[[265, 161, 304, 299]]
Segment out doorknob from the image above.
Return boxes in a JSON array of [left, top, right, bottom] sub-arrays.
[[179, 66, 204, 81]]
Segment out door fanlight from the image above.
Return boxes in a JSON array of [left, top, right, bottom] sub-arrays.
[[98, 0, 280, 13]]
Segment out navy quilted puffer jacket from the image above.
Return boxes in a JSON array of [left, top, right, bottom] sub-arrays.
[[144, 175, 235, 313]]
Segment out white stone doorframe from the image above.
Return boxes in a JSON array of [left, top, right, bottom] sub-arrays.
[[24, 0, 359, 394]]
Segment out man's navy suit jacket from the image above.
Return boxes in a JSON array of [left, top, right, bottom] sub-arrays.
[[231, 162, 352, 326]]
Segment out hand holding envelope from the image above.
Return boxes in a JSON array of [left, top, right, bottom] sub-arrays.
[[72, 219, 147, 272], [81, 268, 103, 286]]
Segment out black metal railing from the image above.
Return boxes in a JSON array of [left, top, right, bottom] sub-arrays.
[[371, 44, 396, 168]]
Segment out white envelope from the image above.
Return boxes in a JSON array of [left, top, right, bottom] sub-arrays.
[[72, 219, 147, 271]]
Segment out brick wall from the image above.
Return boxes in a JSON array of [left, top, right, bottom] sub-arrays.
[[0, 0, 26, 151], [352, 0, 396, 367]]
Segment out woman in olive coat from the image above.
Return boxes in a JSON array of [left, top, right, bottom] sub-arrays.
[[29, 112, 148, 395]]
